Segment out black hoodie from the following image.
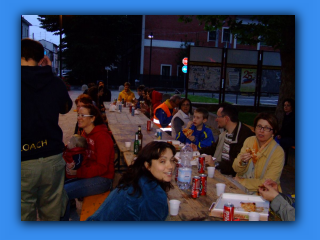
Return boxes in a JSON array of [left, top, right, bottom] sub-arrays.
[[21, 66, 73, 161]]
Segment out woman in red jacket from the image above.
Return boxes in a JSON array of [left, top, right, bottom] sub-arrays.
[[62, 103, 114, 220]]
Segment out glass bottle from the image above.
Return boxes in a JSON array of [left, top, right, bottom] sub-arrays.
[[134, 133, 139, 155], [137, 125, 143, 151]]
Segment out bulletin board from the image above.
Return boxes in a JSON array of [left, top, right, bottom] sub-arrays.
[[188, 66, 221, 91]]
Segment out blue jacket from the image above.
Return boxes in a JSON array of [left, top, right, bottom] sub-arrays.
[[86, 175, 168, 221], [176, 124, 214, 150]]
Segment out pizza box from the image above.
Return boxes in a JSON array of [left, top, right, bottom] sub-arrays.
[[209, 193, 270, 221]]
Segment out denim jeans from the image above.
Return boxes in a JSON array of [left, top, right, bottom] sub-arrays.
[[21, 153, 67, 221], [61, 176, 113, 220]]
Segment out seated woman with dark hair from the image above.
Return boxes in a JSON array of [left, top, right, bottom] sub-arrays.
[[140, 87, 152, 118], [171, 98, 193, 138], [62, 104, 114, 220], [232, 112, 285, 194], [86, 141, 176, 221], [87, 86, 98, 106]]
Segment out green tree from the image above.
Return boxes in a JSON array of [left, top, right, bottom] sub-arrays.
[[38, 15, 139, 84], [179, 15, 295, 126]]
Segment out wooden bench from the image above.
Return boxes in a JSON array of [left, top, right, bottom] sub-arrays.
[[80, 191, 110, 221]]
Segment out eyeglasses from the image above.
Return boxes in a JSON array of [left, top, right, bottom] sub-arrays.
[[216, 115, 225, 118], [77, 113, 93, 118], [181, 104, 190, 107], [256, 125, 273, 132]]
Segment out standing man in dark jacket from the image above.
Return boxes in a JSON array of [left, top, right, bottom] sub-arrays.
[[21, 39, 73, 221], [193, 103, 254, 176]]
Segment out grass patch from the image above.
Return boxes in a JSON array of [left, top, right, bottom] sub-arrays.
[[238, 112, 258, 126], [181, 94, 220, 103]]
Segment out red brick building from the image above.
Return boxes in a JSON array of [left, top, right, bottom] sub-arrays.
[[119, 15, 277, 90], [141, 15, 275, 78]]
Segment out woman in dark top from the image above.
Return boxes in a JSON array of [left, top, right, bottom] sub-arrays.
[[140, 87, 152, 118], [276, 98, 295, 149], [171, 98, 193, 138], [86, 141, 176, 221]]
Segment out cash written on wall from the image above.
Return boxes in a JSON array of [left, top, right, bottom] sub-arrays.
[[239, 69, 257, 93], [188, 66, 221, 91]]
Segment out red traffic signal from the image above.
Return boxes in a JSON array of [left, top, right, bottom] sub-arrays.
[[182, 57, 188, 66]]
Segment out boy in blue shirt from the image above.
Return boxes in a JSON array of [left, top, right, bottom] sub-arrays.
[[176, 107, 214, 150]]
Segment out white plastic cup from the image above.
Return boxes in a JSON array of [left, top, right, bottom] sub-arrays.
[[248, 212, 260, 221], [125, 142, 131, 150], [216, 183, 226, 196], [169, 199, 181, 216], [207, 167, 215, 178]]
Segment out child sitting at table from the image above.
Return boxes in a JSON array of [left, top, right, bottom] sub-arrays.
[[176, 107, 214, 150], [63, 134, 87, 179]]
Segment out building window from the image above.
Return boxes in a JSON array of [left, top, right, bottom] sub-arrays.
[[222, 28, 232, 43], [208, 31, 217, 41], [161, 64, 171, 76]]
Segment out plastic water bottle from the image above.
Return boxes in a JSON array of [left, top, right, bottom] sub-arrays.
[[177, 143, 193, 190]]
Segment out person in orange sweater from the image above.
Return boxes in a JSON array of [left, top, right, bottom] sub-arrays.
[[61, 104, 114, 220]]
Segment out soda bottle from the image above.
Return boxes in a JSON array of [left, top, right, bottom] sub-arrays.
[[134, 133, 139, 155], [137, 125, 143, 151], [177, 143, 193, 190]]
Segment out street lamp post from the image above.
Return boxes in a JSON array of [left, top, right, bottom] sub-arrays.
[[105, 66, 111, 88], [148, 32, 153, 85], [59, 15, 62, 78]]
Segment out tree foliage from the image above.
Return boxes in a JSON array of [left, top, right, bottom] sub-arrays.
[[38, 15, 139, 82], [179, 15, 295, 125]]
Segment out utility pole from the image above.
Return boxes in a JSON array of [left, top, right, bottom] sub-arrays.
[[59, 15, 62, 78]]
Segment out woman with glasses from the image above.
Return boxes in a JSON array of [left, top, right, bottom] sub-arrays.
[[86, 141, 176, 221], [232, 112, 285, 194], [62, 103, 114, 220], [74, 94, 93, 136], [171, 98, 193, 138]]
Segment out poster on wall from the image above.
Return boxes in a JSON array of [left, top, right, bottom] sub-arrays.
[[188, 66, 221, 91], [226, 68, 241, 91], [240, 68, 257, 92]]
